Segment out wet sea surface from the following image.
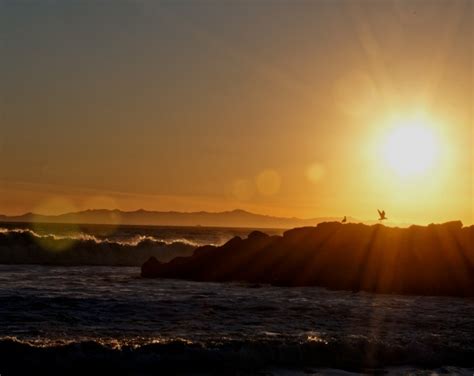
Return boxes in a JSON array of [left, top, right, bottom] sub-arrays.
[[0, 264, 473, 374]]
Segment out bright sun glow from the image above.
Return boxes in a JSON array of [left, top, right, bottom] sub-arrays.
[[382, 117, 440, 177]]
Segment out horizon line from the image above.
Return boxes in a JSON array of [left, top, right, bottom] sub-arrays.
[[0, 208, 470, 228]]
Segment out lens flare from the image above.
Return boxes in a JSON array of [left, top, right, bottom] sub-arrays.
[[231, 179, 254, 201], [256, 169, 281, 196], [306, 163, 326, 184]]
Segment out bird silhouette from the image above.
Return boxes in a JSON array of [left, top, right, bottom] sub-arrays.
[[377, 209, 387, 221], [342, 216, 347, 223]]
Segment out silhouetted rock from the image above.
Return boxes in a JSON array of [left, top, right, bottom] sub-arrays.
[[247, 231, 269, 240], [141, 257, 162, 278], [141, 222, 474, 296]]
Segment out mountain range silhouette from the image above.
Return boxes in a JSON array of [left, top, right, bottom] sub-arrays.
[[0, 209, 352, 229]]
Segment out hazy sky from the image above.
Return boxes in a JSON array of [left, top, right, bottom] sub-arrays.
[[0, 0, 472, 224]]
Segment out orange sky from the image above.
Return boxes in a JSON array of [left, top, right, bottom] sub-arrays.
[[0, 1, 472, 224]]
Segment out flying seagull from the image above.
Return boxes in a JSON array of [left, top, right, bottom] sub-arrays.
[[342, 216, 347, 223], [377, 209, 387, 221]]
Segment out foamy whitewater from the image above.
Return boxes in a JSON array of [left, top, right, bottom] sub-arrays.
[[0, 224, 473, 375], [0, 223, 282, 266]]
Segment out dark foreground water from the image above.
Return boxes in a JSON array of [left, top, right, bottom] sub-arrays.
[[0, 264, 473, 375]]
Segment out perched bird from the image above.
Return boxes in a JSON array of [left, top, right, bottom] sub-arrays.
[[342, 216, 347, 223], [377, 209, 387, 221]]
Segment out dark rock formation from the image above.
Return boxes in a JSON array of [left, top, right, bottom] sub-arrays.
[[141, 256, 163, 277], [141, 221, 474, 296]]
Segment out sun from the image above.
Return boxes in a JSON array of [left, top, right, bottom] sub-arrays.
[[382, 116, 440, 177]]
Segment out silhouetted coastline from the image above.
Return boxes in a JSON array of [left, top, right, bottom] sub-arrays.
[[142, 221, 474, 297]]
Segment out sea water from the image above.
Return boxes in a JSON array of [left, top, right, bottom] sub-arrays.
[[0, 224, 473, 375]]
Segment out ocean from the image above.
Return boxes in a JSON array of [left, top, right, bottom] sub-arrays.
[[0, 224, 473, 375]]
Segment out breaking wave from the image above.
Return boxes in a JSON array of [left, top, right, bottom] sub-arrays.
[[0, 228, 198, 266], [0, 336, 472, 375], [0, 227, 200, 246]]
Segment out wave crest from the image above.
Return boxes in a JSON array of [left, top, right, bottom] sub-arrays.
[[0, 228, 197, 266], [0, 336, 472, 374]]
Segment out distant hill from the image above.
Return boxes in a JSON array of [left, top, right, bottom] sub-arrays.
[[0, 209, 353, 229]]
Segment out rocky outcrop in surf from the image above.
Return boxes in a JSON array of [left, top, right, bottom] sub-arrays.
[[141, 221, 474, 296]]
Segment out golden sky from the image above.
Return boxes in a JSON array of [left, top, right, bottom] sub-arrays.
[[0, 0, 472, 224]]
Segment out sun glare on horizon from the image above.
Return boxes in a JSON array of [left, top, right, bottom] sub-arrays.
[[381, 116, 441, 177]]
